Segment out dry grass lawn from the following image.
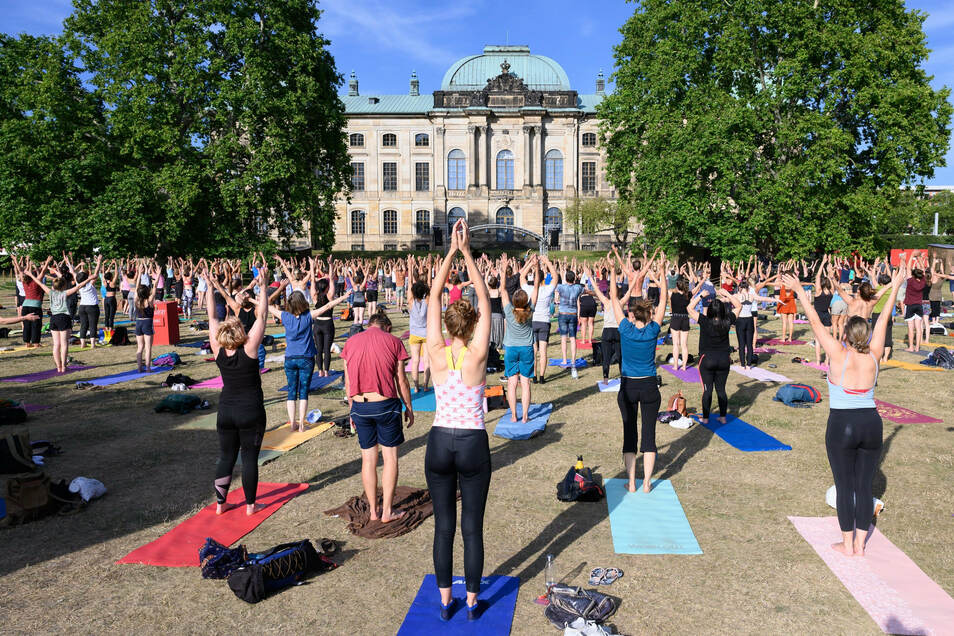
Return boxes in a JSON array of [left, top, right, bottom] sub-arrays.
[[0, 283, 952, 635]]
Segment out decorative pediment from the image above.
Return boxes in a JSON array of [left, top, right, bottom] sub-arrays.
[[433, 59, 577, 110]]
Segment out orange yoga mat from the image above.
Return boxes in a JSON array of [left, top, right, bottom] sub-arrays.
[[116, 482, 307, 567]]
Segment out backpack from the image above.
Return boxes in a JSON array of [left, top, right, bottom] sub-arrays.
[[556, 464, 604, 503], [340, 307, 352, 321], [773, 383, 821, 408], [667, 391, 687, 416], [227, 539, 338, 603], [923, 346, 954, 370], [154, 393, 202, 414], [545, 585, 617, 630], [0, 425, 38, 474], [151, 352, 181, 367], [199, 538, 249, 579], [110, 326, 130, 346], [0, 400, 28, 427], [0, 327, 10, 339]]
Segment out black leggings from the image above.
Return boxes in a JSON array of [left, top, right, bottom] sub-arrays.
[[78, 304, 100, 340], [214, 406, 266, 505], [21, 306, 42, 343], [424, 427, 491, 594], [312, 319, 335, 372], [736, 317, 754, 366], [600, 327, 621, 379], [826, 408, 882, 532], [699, 351, 730, 419], [617, 376, 660, 453], [103, 296, 117, 329]]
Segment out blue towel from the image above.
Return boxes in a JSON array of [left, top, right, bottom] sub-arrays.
[[605, 478, 702, 555], [410, 388, 436, 412], [397, 575, 519, 636], [87, 368, 163, 386], [278, 370, 343, 393], [493, 403, 552, 440], [547, 358, 588, 368], [692, 414, 792, 451]]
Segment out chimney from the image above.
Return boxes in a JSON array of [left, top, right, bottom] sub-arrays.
[[348, 71, 359, 97], [596, 69, 605, 95], [409, 70, 419, 96]]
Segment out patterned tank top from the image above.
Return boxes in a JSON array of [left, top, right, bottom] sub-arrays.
[[433, 346, 485, 430]]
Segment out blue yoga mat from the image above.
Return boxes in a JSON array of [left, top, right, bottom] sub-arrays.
[[278, 370, 342, 393], [692, 414, 792, 451], [548, 358, 588, 368], [270, 332, 286, 340], [410, 388, 436, 412], [397, 574, 520, 636], [605, 478, 702, 555], [88, 368, 164, 386], [176, 341, 208, 348], [493, 403, 552, 440]]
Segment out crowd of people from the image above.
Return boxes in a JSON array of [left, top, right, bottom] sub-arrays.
[[5, 235, 953, 617]]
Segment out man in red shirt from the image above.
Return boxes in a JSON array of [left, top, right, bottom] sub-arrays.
[[341, 310, 414, 523]]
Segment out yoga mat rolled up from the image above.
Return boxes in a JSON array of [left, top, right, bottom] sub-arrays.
[[397, 574, 520, 636], [692, 414, 791, 451], [605, 478, 702, 555]]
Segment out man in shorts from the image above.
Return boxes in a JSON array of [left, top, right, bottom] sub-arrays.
[[522, 256, 558, 384], [556, 266, 584, 379], [341, 311, 414, 523]]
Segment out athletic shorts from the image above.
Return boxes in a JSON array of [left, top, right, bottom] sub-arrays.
[[818, 311, 832, 328], [409, 334, 426, 345], [579, 300, 597, 319], [135, 318, 154, 336], [670, 314, 689, 332], [49, 314, 72, 332], [831, 299, 848, 316], [504, 345, 535, 378], [121, 290, 130, 300], [904, 304, 923, 321], [930, 300, 941, 319], [531, 321, 551, 343], [557, 314, 578, 337], [366, 290, 378, 302], [351, 398, 404, 449]]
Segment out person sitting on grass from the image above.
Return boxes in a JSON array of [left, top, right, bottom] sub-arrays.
[[206, 266, 270, 516]]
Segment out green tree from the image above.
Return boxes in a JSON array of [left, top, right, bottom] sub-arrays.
[[565, 196, 639, 247], [926, 190, 954, 235], [599, 0, 952, 260], [63, 0, 350, 255]]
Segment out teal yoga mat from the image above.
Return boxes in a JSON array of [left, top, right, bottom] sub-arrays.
[[605, 478, 702, 555], [410, 388, 436, 412]]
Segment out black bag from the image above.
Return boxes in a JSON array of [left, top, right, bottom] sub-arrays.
[[227, 539, 338, 603], [0, 402, 28, 427], [262, 335, 275, 346], [164, 373, 198, 387], [592, 340, 603, 365], [110, 326, 130, 346], [0, 327, 10, 338], [556, 465, 604, 503], [199, 538, 248, 579], [486, 343, 502, 372], [925, 346, 954, 370], [544, 584, 618, 629]]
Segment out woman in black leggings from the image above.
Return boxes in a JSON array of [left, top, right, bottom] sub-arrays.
[[206, 265, 270, 516], [311, 277, 337, 376], [688, 289, 741, 423]]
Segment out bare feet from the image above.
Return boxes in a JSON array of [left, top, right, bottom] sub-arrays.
[[643, 481, 652, 493], [298, 422, 308, 432], [216, 502, 238, 515], [718, 416, 727, 424], [831, 541, 854, 556], [626, 482, 637, 493], [246, 503, 265, 516], [380, 509, 405, 523]]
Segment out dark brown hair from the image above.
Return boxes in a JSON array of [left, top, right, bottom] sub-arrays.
[[285, 291, 309, 316], [628, 298, 653, 324]]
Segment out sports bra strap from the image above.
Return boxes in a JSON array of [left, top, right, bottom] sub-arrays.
[[444, 346, 468, 371]]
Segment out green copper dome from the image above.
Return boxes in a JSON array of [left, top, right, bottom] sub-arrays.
[[441, 45, 572, 91]]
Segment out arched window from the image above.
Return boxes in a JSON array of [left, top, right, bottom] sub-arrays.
[[581, 132, 597, 147], [545, 149, 564, 190], [349, 133, 364, 147], [382, 133, 397, 147], [383, 209, 398, 234], [350, 210, 366, 235], [496, 150, 514, 190], [544, 207, 562, 230], [447, 149, 466, 191], [415, 209, 430, 235], [415, 133, 429, 147], [447, 207, 465, 234], [496, 207, 514, 242]]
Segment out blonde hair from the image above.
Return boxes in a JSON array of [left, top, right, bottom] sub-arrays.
[[445, 300, 478, 340], [843, 316, 870, 354], [216, 317, 248, 350]]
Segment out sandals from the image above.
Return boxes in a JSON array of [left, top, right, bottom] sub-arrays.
[[588, 567, 624, 586]]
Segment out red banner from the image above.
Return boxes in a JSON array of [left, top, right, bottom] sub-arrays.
[[888, 248, 928, 266]]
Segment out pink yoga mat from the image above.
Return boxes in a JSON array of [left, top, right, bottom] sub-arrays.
[[757, 338, 807, 346], [789, 516, 954, 635], [0, 365, 95, 383], [874, 399, 944, 424], [802, 361, 829, 372], [661, 364, 701, 383], [754, 347, 781, 354], [190, 368, 269, 389]]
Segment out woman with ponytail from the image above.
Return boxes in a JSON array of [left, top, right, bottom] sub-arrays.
[[499, 252, 539, 424]]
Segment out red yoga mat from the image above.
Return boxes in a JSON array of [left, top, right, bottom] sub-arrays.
[[874, 399, 944, 424], [116, 482, 307, 567]]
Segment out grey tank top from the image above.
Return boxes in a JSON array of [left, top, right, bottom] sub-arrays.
[[409, 300, 427, 337]]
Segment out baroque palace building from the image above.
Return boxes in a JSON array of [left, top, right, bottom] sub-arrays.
[[331, 45, 617, 252]]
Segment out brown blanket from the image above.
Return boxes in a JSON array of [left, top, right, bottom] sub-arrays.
[[324, 486, 448, 539]]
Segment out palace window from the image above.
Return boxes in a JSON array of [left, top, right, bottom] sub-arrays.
[[447, 150, 466, 191], [415, 162, 429, 191], [415, 133, 429, 147], [350, 210, 366, 235], [383, 243, 397, 251], [545, 150, 564, 190], [582, 132, 597, 147], [383, 209, 398, 234], [447, 207, 465, 234], [582, 161, 597, 192], [496, 150, 514, 190], [496, 207, 514, 242], [416, 210, 430, 234], [350, 162, 364, 191], [349, 133, 364, 147], [382, 133, 397, 147], [382, 162, 397, 191], [545, 207, 562, 230]]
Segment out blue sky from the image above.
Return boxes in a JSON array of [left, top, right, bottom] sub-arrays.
[[4, 0, 954, 184]]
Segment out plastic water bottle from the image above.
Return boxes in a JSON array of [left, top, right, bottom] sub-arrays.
[[544, 553, 555, 591]]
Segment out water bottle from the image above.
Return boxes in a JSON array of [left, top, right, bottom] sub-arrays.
[[544, 553, 555, 591]]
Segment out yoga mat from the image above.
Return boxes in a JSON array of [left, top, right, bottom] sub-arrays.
[[116, 482, 308, 567], [605, 478, 702, 555], [23, 403, 51, 413], [397, 574, 520, 636], [576, 340, 593, 350], [236, 448, 284, 467], [0, 345, 32, 355], [278, 370, 343, 393], [882, 359, 945, 372], [88, 368, 163, 386], [874, 399, 944, 424], [597, 378, 621, 392], [400, 330, 410, 340], [757, 338, 807, 346], [801, 361, 829, 372], [493, 403, 552, 440], [405, 358, 428, 372], [661, 364, 701, 383], [547, 358, 587, 368], [692, 414, 792, 451], [754, 347, 781, 354], [191, 368, 270, 389], [1, 365, 95, 383], [789, 516, 954, 635], [261, 421, 333, 452], [410, 388, 436, 412], [176, 341, 208, 348], [730, 365, 792, 383]]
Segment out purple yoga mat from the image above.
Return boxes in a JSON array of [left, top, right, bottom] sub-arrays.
[[661, 364, 701, 383], [757, 338, 807, 346], [1, 365, 95, 383], [23, 404, 51, 413]]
